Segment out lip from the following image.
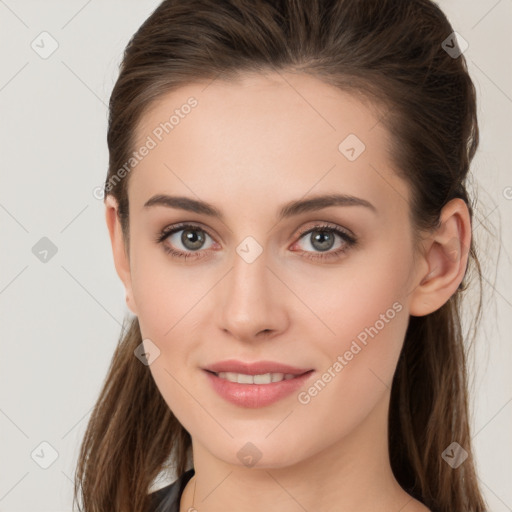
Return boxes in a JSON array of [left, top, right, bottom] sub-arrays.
[[203, 359, 313, 376], [202, 360, 315, 408]]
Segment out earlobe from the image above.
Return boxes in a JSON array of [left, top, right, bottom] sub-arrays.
[[409, 198, 471, 317], [104, 195, 138, 316]]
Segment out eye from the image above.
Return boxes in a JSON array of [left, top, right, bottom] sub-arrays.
[[291, 223, 357, 261], [155, 223, 216, 261]]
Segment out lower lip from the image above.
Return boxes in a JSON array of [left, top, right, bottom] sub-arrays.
[[203, 370, 314, 408]]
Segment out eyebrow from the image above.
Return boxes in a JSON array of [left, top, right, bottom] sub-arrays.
[[143, 193, 377, 220]]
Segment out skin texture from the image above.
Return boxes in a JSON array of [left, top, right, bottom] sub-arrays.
[[105, 71, 471, 512]]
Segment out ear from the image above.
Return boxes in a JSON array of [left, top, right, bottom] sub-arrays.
[[409, 198, 471, 317], [104, 195, 138, 316]]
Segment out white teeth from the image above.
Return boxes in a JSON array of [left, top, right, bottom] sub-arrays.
[[216, 372, 296, 384], [254, 373, 272, 384], [237, 373, 254, 384]]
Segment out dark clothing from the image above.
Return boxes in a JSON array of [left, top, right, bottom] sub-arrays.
[[148, 469, 195, 512]]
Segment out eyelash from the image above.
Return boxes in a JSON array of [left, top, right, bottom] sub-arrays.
[[154, 222, 357, 262]]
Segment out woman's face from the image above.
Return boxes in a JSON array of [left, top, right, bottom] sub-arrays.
[[112, 72, 428, 468]]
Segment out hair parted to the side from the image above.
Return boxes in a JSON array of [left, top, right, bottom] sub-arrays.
[[74, 1, 489, 511]]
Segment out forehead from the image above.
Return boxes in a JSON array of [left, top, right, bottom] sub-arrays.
[[134, 71, 384, 150], [129, 71, 410, 218]]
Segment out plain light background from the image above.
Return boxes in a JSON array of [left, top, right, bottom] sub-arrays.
[[0, 0, 511, 510]]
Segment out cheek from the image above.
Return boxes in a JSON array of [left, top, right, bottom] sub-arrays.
[[285, 248, 410, 345], [129, 247, 207, 406], [292, 301, 408, 451], [129, 242, 203, 339], [333, 300, 407, 391], [307, 288, 407, 403], [131, 258, 202, 423], [286, 249, 410, 405]]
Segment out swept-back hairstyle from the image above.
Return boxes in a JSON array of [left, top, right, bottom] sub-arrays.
[[74, 1, 489, 511]]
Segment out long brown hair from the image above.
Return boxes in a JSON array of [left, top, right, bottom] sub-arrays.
[[74, 1, 490, 510]]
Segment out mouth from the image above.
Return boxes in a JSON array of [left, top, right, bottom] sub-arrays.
[[202, 361, 315, 408], [204, 369, 312, 384], [203, 359, 313, 377]]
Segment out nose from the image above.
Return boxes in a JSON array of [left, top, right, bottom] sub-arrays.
[[216, 244, 289, 342]]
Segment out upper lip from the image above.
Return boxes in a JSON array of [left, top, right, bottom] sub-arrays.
[[203, 359, 313, 376]]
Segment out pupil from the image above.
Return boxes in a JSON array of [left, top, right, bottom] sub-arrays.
[[312, 231, 334, 252]]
